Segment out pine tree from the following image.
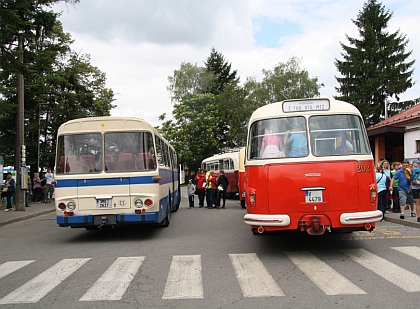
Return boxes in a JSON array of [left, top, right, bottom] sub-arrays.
[[335, 0, 415, 126], [204, 47, 239, 95]]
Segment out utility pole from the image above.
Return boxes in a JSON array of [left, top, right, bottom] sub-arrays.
[[14, 31, 25, 211]]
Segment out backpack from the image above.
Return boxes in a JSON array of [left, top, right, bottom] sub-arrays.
[[41, 178, 47, 186]]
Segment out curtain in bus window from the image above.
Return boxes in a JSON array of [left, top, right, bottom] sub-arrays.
[[309, 115, 370, 156]]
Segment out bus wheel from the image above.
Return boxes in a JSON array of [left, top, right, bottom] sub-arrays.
[[161, 216, 170, 227]]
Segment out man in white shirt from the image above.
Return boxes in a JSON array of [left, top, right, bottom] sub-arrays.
[[43, 168, 55, 203]]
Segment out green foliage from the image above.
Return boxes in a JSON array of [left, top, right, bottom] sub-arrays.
[[261, 57, 323, 103], [159, 93, 219, 173], [335, 0, 415, 126], [0, 0, 114, 169], [204, 47, 239, 95], [162, 52, 323, 174]]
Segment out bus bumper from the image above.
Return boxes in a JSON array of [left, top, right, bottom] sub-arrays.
[[57, 212, 161, 227], [243, 214, 291, 226], [340, 210, 383, 225]]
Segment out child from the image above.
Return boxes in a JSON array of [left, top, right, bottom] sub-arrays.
[[187, 179, 196, 209], [285, 124, 308, 157]]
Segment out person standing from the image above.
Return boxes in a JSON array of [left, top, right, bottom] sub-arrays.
[[389, 161, 413, 219], [25, 174, 33, 207], [390, 162, 400, 213], [205, 170, 213, 208], [411, 159, 420, 222], [33, 172, 42, 203], [3, 172, 15, 212], [381, 159, 392, 211], [43, 168, 54, 203], [187, 179, 196, 209], [376, 163, 388, 221], [194, 169, 207, 208], [216, 169, 229, 209]]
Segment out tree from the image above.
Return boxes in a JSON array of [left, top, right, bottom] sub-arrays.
[[204, 47, 239, 95], [0, 0, 115, 169], [335, 0, 415, 126], [159, 94, 219, 174], [166, 62, 214, 103], [261, 57, 323, 104]]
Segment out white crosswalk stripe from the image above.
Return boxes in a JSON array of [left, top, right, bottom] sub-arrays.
[[0, 258, 90, 304], [341, 248, 420, 292], [285, 251, 366, 295], [0, 260, 35, 280], [162, 255, 203, 299], [229, 253, 284, 297], [0, 247, 419, 302], [80, 256, 145, 301], [391, 246, 420, 261]]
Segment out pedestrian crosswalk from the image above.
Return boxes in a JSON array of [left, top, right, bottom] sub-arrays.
[[1, 246, 420, 304]]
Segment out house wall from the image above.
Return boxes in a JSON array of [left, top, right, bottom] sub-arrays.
[[404, 121, 420, 161]]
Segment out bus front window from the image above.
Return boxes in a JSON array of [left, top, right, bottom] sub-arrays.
[[309, 115, 370, 156], [248, 116, 308, 159]]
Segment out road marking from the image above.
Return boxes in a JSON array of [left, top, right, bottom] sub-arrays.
[[391, 246, 420, 261], [162, 255, 203, 299], [229, 253, 284, 297], [80, 256, 145, 301], [285, 251, 366, 295], [341, 248, 420, 292], [0, 260, 35, 280], [0, 258, 90, 304]]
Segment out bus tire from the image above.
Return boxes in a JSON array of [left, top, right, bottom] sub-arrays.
[[161, 216, 170, 227]]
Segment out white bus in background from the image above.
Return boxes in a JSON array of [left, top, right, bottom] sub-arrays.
[[55, 117, 181, 230]]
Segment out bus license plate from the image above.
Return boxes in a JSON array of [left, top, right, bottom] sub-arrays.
[[305, 191, 323, 203], [96, 198, 112, 208]]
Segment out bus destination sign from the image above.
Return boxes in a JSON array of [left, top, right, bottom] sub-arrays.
[[283, 99, 330, 113]]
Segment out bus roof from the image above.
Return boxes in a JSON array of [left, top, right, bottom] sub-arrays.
[[249, 98, 361, 122]]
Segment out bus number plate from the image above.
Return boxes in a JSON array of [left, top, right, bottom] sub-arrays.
[[96, 198, 112, 208], [305, 191, 323, 203]]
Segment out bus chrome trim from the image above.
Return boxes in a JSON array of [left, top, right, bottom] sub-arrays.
[[340, 210, 383, 224], [244, 214, 290, 226]]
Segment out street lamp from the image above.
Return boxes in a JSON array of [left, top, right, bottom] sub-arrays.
[[37, 103, 47, 173]]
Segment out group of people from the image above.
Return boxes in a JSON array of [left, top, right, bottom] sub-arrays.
[[376, 158, 420, 222], [187, 169, 229, 209], [3, 168, 55, 212]]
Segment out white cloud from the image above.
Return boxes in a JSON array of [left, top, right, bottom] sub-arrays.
[[54, 0, 420, 126]]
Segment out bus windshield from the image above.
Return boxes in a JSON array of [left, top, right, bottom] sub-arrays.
[[56, 131, 156, 174], [248, 114, 370, 159]]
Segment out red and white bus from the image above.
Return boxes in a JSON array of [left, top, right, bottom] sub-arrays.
[[201, 150, 240, 197], [243, 98, 382, 235], [239, 147, 246, 208]]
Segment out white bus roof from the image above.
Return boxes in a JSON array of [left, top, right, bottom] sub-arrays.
[[249, 98, 361, 122]]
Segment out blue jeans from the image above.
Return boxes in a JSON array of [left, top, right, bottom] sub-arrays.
[[188, 195, 194, 208]]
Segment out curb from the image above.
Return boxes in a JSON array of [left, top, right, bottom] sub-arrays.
[[385, 216, 420, 229], [0, 209, 55, 227]]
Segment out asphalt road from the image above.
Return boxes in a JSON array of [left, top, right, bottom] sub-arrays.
[[1, 189, 420, 309]]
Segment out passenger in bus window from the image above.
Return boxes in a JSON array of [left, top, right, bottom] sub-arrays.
[[260, 127, 285, 158], [284, 124, 308, 157]]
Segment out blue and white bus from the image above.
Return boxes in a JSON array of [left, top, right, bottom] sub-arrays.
[[55, 117, 180, 230]]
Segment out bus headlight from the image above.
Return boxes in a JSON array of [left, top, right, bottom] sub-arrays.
[[134, 199, 143, 208], [67, 202, 76, 211]]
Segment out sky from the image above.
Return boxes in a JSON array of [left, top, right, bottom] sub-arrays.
[[53, 0, 420, 127]]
